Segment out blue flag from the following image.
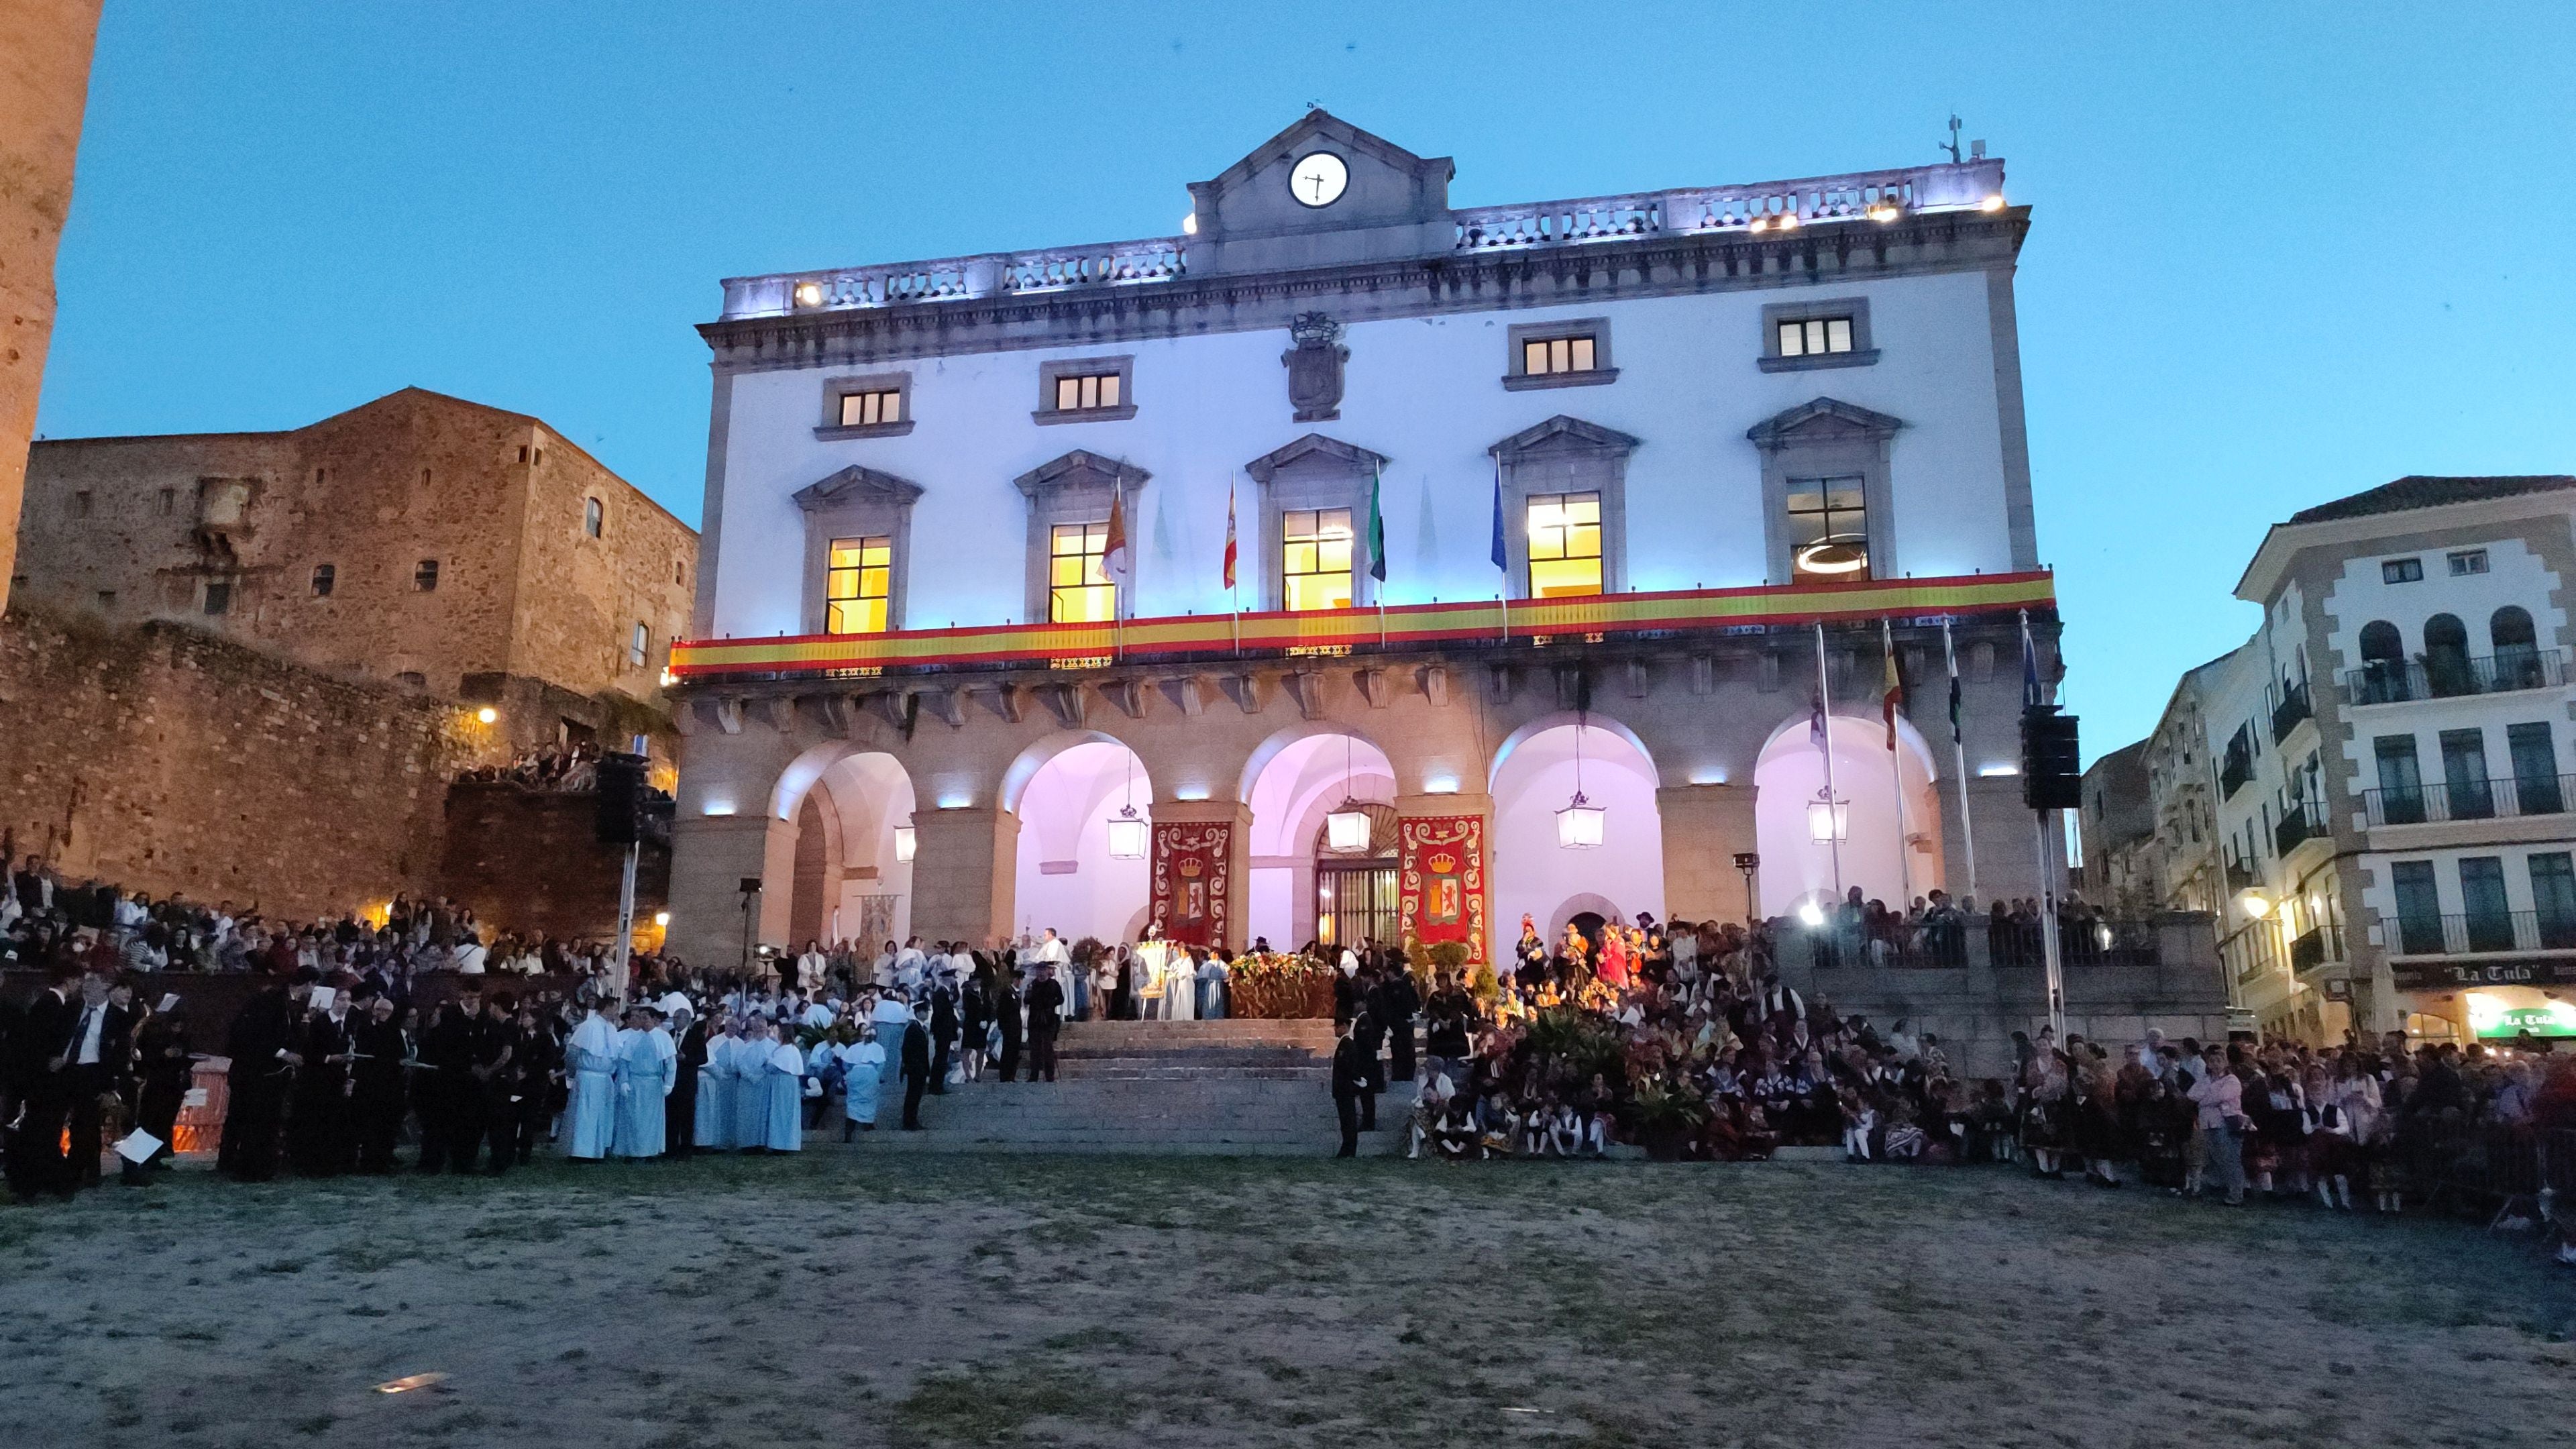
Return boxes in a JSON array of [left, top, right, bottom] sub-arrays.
[[1366, 465, 1387, 584], [1489, 464, 1507, 573]]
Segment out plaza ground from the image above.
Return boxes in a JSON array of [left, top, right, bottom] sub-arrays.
[[1, 1155, 2571, 1449]]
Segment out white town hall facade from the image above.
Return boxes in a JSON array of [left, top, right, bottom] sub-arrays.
[[662, 111, 2061, 969]]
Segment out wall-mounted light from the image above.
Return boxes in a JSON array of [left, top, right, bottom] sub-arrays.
[[1173, 784, 1210, 802], [1181, 213, 1198, 235], [702, 802, 735, 817], [653, 911, 671, 928], [1688, 767, 1729, 786], [936, 792, 972, 810], [792, 281, 823, 307], [1866, 201, 1901, 223], [474, 706, 498, 724], [1980, 194, 2006, 213], [1978, 763, 2022, 778], [1423, 774, 1460, 796], [2238, 890, 2272, 919]]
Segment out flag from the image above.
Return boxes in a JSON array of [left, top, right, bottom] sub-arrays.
[[1489, 462, 1507, 573], [1881, 631, 1903, 751], [1366, 464, 1387, 584], [1948, 666, 1963, 745], [1222, 484, 1238, 592], [1103, 481, 1130, 581]]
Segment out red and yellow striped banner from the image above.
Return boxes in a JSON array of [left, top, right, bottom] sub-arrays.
[[669, 570, 2055, 679]]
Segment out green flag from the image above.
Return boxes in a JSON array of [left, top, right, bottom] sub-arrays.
[[1366, 465, 1387, 584]]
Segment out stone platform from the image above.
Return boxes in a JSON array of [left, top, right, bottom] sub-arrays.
[[847, 1018, 1403, 1155]]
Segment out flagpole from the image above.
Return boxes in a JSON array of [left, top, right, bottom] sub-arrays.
[[1941, 618, 1980, 902], [1885, 616, 1911, 908], [1815, 621, 1843, 902]]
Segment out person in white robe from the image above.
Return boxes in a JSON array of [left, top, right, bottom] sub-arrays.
[[564, 1002, 622, 1162], [839, 1026, 886, 1137], [730, 1019, 771, 1149], [1164, 951, 1196, 1022], [694, 1011, 735, 1150], [762, 1020, 806, 1152], [612, 1007, 668, 1159], [1197, 952, 1229, 1020]]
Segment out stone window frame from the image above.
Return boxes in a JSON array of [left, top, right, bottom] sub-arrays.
[[1033, 356, 1138, 425], [1488, 415, 1640, 600], [1758, 296, 1881, 373], [815, 371, 916, 440], [1503, 317, 1619, 392], [1243, 433, 1389, 611], [583, 496, 604, 539], [1013, 450, 1150, 623], [1746, 397, 1904, 586], [794, 464, 926, 635]]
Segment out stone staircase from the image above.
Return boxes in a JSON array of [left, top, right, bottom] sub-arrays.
[[843, 1018, 1405, 1155]]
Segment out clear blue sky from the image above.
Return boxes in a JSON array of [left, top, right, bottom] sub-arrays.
[[34, 2, 2576, 757]]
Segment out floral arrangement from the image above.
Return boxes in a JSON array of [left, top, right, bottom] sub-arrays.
[[1226, 953, 1336, 1018]]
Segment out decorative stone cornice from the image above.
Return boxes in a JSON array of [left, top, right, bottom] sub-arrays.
[[1243, 432, 1390, 484], [1011, 450, 1150, 500], [1745, 397, 1907, 449], [792, 464, 925, 512], [1489, 414, 1640, 464]]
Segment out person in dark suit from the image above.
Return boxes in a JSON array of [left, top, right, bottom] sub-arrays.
[[131, 998, 195, 1173], [347, 991, 409, 1174], [1330, 1019, 1372, 1159], [217, 971, 311, 1183], [413, 981, 482, 1175], [1372, 962, 1421, 1085], [666, 1006, 706, 1159], [993, 976, 1024, 1083], [288, 991, 356, 1177], [462, 993, 519, 1176], [898, 1005, 932, 1130], [1024, 965, 1065, 1084], [7, 963, 81, 1199], [64, 976, 138, 1190]]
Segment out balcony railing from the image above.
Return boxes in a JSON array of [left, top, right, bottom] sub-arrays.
[[2269, 681, 2312, 744], [2220, 746, 2255, 798], [720, 159, 2010, 319], [2224, 857, 2259, 892], [2341, 648, 2565, 706], [2289, 922, 2343, 973], [2363, 771, 2575, 826], [2384, 909, 2576, 957], [2273, 799, 2328, 856]]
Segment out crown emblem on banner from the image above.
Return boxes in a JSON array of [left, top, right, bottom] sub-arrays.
[[1426, 852, 1458, 875], [1177, 857, 1205, 878]]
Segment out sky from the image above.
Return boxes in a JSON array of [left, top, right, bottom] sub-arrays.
[[33, 1, 2576, 759]]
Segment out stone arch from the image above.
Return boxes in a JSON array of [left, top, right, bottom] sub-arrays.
[[1752, 708, 1946, 917], [1002, 729, 1157, 815], [1008, 732, 1154, 947], [1489, 712, 1664, 948], [1237, 719, 1394, 806], [767, 741, 916, 949], [1546, 891, 1628, 950], [1487, 709, 1658, 791]]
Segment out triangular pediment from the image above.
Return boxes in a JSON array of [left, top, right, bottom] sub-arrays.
[[1746, 398, 1905, 447], [1243, 432, 1389, 484], [1489, 415, 1640, 464], [1012, 449, 1150, 500], [794, 464, 924, 511], [1185, 111, 1454, 274]]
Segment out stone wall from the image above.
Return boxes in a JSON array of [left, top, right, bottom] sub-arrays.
[[439, 780, 669, 942], [0, 0, 103, 612], [0, 608, 495, 917]]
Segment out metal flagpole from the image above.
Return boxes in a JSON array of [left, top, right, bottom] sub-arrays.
[[1815, 621, 1843, 900], [610, 733, 646, 999], [1885, 617, 1911, 907], [1941, 617, 1979, 902]]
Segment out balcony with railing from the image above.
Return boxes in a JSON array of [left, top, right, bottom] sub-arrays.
[[2269, 680, 2312, 744], [2220, 741, 2255, 798], [718, 158, 2010, 320], [2340, 648, 2565, 706], [2224, 856, 2259, 893], [2273, 798, 2328, 857], [2363, 771, 2574, 826], [2383, 910, 2576, 957], [2289, 922, 2344, 973]]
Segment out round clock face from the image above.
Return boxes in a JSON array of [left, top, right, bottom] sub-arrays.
[[1288, 152, 1348, 208]]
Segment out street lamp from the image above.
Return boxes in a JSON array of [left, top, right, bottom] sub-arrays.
[[1106, 748, 1147, 859], [1557, 712, 1605, 850]]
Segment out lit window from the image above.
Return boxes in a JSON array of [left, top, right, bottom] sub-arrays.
[[1282, 507, 1354, 612], [2382, 557, 2424, 584], [1786, 477, 1870, 580], [1776, 316, 1856, 358], [415, 559, 440, 592], [826, 535, 892, 634], [1053, 372, 1122, 413], [1521, 334, 1599, 377], [1049, 522, 1115, 623], [629, 622, 650, 666], [584, 498, 603, 538], [2448, 549, 2489, 576], [311, 564, 335, 597], [839, 389, 902, 427], [1526, 492, 1603, 597]]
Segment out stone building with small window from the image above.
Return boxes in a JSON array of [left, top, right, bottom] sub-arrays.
[[17, 386, 696, 751], [2124, 474, 2576, 1046], [667, 111, 2069, 979]]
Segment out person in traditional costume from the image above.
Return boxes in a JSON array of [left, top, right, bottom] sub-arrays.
[[1162, 950, 1195, 1022], [613, 1006, 669, 1159], [563, 999, 621, 1163], [694, 1011, 735, 1151], [731, 1017, 771, 1150], [839, 1024, 886, 1138], [761, 1019, 806, 1152], [1597, 928, 1629, 989], [666, 1002, 704, 1159], [1197, 949, 1229, 1020]]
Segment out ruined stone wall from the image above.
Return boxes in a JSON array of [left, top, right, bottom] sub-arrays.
[[0, 608, 498, 918], [12, 431, 299, 622], [0, 0, 103, 614], [439, 780, 671, 943]]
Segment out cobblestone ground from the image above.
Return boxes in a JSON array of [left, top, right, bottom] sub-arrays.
[[1, 1154, 2571, 1448]]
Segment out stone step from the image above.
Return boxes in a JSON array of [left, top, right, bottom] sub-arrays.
[[1055, 1048, 1325, 1068]]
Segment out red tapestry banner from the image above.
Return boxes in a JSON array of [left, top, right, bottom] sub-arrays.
[[1397, 815, 1485, 964], [1148, 821, 1231, 947]]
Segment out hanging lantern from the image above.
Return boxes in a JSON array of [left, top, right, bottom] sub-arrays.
[[893, 821, 917, 863], [1106, 803, 1148, 860], [1807, 795, 1849, 843], [1325, 801, 1371, 853], [1556, 790, 1605, 849]]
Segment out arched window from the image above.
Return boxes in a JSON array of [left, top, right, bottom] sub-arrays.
[[584, 498, 604, 538], [2355, 620, 2406, 704], [2491, 605, 2542, 689], [2424, 613, 2472, 697], [2359, 620, 2402, 663]]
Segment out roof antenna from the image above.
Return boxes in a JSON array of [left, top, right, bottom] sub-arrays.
[[1941, 113, 1964, 164]]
